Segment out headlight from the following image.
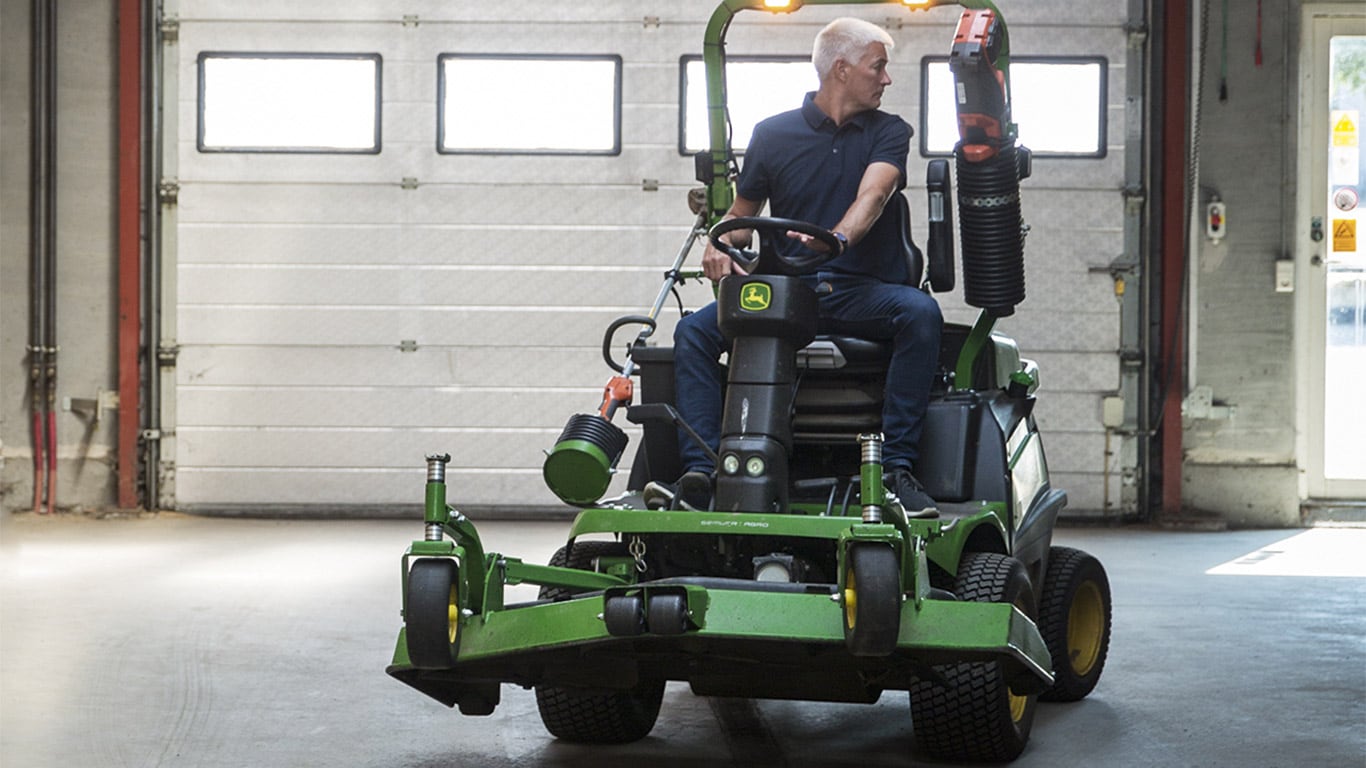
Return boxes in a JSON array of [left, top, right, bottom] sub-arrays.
[[722, 454, 741, 475]]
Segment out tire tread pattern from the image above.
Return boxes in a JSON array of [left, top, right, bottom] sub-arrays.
[[535, 541, 664, 744], [1037, 545, 1111, 702], [910, 552, 1034, 762]]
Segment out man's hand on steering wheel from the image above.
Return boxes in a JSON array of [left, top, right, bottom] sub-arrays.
[[707, 217, 844, 277], [785, 230, 839, 255], [702, 230, 750, 282]]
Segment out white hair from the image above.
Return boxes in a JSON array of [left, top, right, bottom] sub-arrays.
[[812, 17, 894, 81]]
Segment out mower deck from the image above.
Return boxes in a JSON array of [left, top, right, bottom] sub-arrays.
[[387, 505, 1052, 714]]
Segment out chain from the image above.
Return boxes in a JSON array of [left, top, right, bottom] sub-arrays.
[[628, 535, 647, 573]]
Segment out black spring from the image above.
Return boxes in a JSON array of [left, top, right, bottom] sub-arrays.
[[956, 142, 1026, 317], [557, 413, 629, 466]]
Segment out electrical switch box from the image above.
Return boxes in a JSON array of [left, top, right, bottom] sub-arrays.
[[1206, 199, 1227, 242], [1101, 396, 1125, 429], [1275, 259, 1294, 293]]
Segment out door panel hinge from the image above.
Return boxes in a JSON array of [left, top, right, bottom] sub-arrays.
[[160, 14, 180, 43], [159, 179, 179, 206], [1125, 22, 1148, 49]]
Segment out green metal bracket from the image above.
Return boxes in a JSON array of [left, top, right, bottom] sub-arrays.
[[407, 540, 456, 558], [423, 481, 448, 527], [837, 522, 907, 599], [445, 511, 486, 614], [471, 552, 636, 617], [841, 522, 901, 544], [503, 558, 632, 593], [400, 543, 467, 629], [482, 556, 507, 614], [910, 534, 931, 608], [954, 309, 996, 390]]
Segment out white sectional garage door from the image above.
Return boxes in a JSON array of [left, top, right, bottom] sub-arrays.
[[169, 1, 1131, 514]]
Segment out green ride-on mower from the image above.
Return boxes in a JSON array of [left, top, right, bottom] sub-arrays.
[[387, 0, 1112, 762]]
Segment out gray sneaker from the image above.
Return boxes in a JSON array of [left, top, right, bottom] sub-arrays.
[[884, 468, 939, 518]]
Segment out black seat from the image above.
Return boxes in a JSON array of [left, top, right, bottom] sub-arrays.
[[794, 189, 925, 370]]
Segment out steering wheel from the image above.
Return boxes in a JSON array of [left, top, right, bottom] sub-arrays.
[[708, 217, 844, 277]]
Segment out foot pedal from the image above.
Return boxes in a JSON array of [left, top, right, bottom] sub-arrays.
[[642, 481, 676, 510]]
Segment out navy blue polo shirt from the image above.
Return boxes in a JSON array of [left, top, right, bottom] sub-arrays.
[[737, 91, 911, 281]]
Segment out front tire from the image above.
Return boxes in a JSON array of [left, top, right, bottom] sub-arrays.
[[405, 559, 460, 669], [1038, 546, 1111, 702], [535, 541, 664, 743], [841, 544, 902, 657], [910, 552, 1037, 762]]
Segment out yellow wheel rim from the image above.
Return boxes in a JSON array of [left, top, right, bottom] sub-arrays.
[[1008, 594, 1033, 724], [1009, 689, 1029, 723], [447, 585, 460, 645], [1067, 580, 1105, 676], [843, 567, 858, 629]]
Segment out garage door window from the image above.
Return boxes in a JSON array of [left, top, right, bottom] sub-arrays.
[[439, 54, 622, 154], [920, 56, 1108, 158], [679, 55, 816, 155], [197, 53, 382, 153]]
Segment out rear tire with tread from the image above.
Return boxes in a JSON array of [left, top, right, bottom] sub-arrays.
[[535, 541, 664, 743], [910, 552, 1037, 762], [1038, 546, 1111, 702]]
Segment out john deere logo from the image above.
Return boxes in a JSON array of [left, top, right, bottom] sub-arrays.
[[740, 282, 772, 311]]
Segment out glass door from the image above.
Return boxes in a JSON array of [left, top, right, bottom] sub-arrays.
[[1305, 7, 1366, 499]]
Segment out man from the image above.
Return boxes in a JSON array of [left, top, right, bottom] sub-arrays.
[[673, 17, 942, 515]]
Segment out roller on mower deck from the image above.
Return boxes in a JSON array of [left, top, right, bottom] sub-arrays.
[[387, 1, 1112, 763]]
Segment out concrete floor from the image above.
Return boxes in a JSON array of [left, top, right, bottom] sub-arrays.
[[1, 513, 1363, 768]]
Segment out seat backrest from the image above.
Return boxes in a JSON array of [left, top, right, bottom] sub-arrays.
[[889, 192, 925, 289]]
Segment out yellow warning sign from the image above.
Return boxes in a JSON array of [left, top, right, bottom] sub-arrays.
[[1333, 219, 1357, 252], [1333, 111, 1359, 148]]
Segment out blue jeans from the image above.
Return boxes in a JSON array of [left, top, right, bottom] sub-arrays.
[[673, 272, 942, 476]]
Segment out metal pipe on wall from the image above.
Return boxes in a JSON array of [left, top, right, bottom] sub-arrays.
[[143, 0, 162, 509], [28, 0, 47, 514], [1158, 0, 1190, 518], [29, 0, 57, 515], [118, 0, 143, 509], [43, 0, 58, 515]]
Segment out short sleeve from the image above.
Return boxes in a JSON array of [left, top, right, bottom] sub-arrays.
[[869, 116, 911, 191], [735, 123, 772, 203]]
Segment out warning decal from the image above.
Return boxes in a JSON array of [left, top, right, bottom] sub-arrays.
[[1331, 111, 1361, 187], [1333, 219, 1357, 252], [1333, 112, 1359, 148]]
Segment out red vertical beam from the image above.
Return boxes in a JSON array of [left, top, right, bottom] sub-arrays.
[[117, 0, 141, 508], [1159, 0, 1189, 517]]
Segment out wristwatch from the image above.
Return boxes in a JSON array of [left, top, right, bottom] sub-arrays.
[[833, 232, 848, 254]]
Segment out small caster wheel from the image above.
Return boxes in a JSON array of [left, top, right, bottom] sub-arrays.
[[604, 593, 646, 636], [842, 544, 901, 657], [406, 558, 460, 669], [646, 593, 689, 635]]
